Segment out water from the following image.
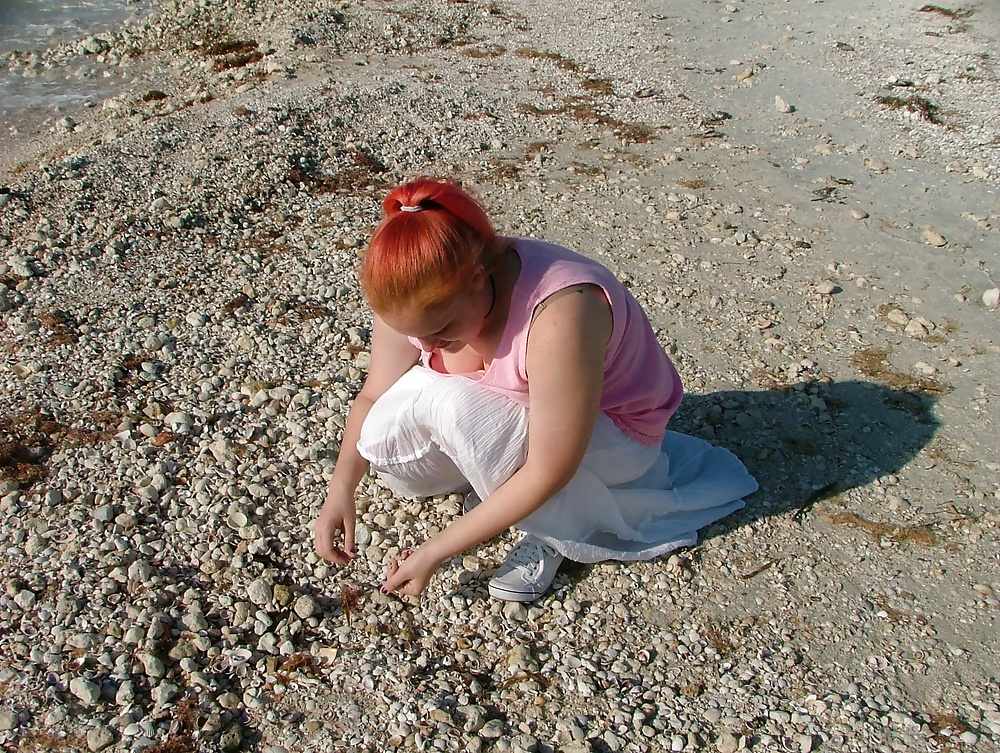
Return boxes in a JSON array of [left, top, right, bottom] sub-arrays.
[[0, 0, 148, 117]]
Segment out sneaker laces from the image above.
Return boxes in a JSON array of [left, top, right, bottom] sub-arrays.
[[507, 538, 559, 568]]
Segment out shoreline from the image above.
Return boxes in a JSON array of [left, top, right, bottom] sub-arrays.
[[1, 0, 998, 752]]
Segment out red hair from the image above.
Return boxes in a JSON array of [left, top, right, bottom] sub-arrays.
[[361, 178, 500, 313]]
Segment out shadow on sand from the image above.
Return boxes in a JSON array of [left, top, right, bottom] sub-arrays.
[[561, 376, 942, 585], [673, 378, 941, 532]]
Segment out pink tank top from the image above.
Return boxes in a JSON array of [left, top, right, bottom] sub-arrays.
[[411, 238, 683, 445]]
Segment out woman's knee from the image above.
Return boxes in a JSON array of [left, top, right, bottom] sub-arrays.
[[416, 378, 527, 448]]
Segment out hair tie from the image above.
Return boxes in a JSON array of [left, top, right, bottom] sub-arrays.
[[399, 204, 423, 213]]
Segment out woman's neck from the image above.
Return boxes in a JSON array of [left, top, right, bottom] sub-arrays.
[[472, 243, 520, 355]]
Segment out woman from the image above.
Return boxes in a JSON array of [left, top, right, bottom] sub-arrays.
[[313, 178, 757, 601]]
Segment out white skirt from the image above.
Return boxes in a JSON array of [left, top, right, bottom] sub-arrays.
[[357, 366, 758, 563]]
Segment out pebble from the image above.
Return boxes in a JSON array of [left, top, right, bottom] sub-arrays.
[[293, 594, 317, 619], [87, 724, 115, 751], [0, 708, 19, 731], [248, 578, 273, 606], [922, 227, 948, 247], [480, 719, 506, 738], [816, 281, 838, 295], [0, 2, 996, 753], [864, 157, 889, 173], [886, 309, 910, 326], [716, 732, 741, 753], [982, 288, 1000, 309], [70, 677, 101, 706]]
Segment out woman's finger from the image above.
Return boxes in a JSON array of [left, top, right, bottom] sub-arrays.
[[383, 570, 406, 593]]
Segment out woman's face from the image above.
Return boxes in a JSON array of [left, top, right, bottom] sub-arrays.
[[381, 268, 493, 353]]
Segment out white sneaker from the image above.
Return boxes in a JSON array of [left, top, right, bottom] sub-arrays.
[[488, 535, 564, 602]]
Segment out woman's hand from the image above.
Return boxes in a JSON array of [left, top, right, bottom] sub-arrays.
[[313, 483, 357, 566], [382, 545, 443, 596]]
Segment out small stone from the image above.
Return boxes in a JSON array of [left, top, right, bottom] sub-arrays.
[[775, 95, 793, 114], [886, 309, 910, 326], [220, 722, 243, 752], [797, 734, 814, 753], [716, 733, 740, 753], [247, 483, 270, 499], [851, 208, 869, 220], [905, 319, 928, 338], [816, 281, 838, 295], [183, 610, 209, 632], [0, 708, 18, 731], [164, 411, 193, 429], [116, 681, 135, 705], [704, 708, 723, 724], [502, 601, 527, 621], [87, 724, 115, 751], [915, 361, 938, 375], [982, 288, 1000, 309], [864, 157, 889, 173], [247, 578, 273, 606], [959, 731, 979, 745], [458, 705, 488, 733], [922, 227, 947, 247], [70, 677, 101, 706], [217, 691, 242, 709], [480, 719, 505, 738], [93, 504, 115, 523], [149, 682, 181, 706], [293, 594, 317, 619], [429, 708, 452, 724], [139, 653, 166, 678], [186, 312, 208, 327], [128, 559, 153, 582]]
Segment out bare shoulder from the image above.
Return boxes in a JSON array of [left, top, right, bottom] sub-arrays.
[[532, 283, 610, 322], [527, 283, 612, 359]]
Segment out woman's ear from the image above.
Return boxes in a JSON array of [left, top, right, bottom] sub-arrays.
[[470, 264, 488, 290]]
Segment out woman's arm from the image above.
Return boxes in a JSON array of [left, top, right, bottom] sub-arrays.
[[314, 315, 420, 565], [382, 284, 612, 594]]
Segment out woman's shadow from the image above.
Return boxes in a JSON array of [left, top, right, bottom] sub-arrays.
[[560, 375, 942, 589], [671, 377, 942, 532]]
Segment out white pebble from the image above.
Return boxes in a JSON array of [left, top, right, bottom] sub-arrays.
[[70, 677, 101, 705]]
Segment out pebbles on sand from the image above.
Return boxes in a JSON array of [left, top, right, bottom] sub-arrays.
[[0, 0, 998, 751]]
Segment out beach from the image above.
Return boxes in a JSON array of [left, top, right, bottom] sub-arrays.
[[0, 0, 998, 751]]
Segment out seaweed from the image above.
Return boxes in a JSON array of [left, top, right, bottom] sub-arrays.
[[918, 5, 974, 19], [875, 94, 943, 124], [823, 510, 936, 546]]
